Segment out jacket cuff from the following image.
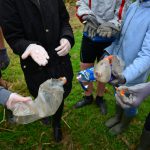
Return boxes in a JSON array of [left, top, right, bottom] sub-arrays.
[[123, 71, 131, 84], [0, 87, 12, 106], [62, 36, 75, 48], [13, 40, 41, 56]]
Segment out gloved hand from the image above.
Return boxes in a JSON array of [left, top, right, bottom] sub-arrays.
[[115, 82, 150, 108], [82, 15, 99, 38], [6, 93, 32, 110], [11, 77, 66, 124], [55, 38, 71, 56], [97, 22, 120, 38], [0, 48, 10, 70], [110, 73, 126, 86], [21, 44, 49, 66]]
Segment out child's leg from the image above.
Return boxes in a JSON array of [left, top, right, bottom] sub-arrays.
[[96, 82, 107, 115]]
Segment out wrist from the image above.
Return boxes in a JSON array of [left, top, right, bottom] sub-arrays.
[[26, 44, 37, 51], [119, 76, 126, 84], [62, 36, 74, 48], [6, 93, 16, 109]]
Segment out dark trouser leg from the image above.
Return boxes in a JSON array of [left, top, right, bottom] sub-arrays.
[[53, 100, 64, 127], [52, 100, 64, 142], [137, 113, 150, 150]]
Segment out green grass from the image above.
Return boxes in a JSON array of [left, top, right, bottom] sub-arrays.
[[0, 30, 150, 150]]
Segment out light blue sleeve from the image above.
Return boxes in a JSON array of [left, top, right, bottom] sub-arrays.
[[105, 39, 118, 55], [123, 25, 150, 83], [0, 86, 11, 106]]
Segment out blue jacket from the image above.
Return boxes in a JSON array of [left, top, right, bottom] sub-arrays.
[[106, 0, 150, 86]]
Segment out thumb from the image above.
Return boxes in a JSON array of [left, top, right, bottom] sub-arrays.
[[60, 38, 65, 45], [21, 49, 30, 59], [14, 95, 32, 103]]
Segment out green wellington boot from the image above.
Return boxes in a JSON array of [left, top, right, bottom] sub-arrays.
[[105, 104, 123, 128], [109, 113, 133, 135]]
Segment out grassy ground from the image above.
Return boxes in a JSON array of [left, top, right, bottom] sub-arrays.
[[0, 4, 150, 150]]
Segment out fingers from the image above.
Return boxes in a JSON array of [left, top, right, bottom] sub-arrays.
[[32, 48, 49, 66], [15, 95, 32, 102], [55, 39, 71, 56], [83, 23, 88, 32], [116, 90, 134, 107], [21, 44, 50, 66], [115, 94, 130, 109], [117, 86, 128, 92], [57, 46, 69, 56], [6, 93, 32, 109], [84, 22, 97, 38], [55, 44, 65, 51], [21, 49, 30, 59], [33, 52, 49, 66], [97, 25, 113, 38], [107, 31, 112, 38]]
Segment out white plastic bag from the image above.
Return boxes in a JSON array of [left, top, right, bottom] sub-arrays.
[[94, 55, 124, 83], [12, 77, 66, 124]]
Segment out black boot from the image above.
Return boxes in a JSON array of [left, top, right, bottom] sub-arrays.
[[41, 117, 51, 125], [96, 96, 107, 115], [137, 128, 150, 150], [52, 100, 64, 142], [105, 104, 123, 128], [5, 108, 15, 124], [53, 125, 62, 143], [74, 95, 93, 108]]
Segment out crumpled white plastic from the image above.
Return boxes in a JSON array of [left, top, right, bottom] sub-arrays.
[[94, 55, 124, 83], [11, 77, 66, 124]]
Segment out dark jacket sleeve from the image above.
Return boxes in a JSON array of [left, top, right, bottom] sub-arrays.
[[0, 86, 11, 106], [58, 0, 75, 48], [0, 0, 34, 56]]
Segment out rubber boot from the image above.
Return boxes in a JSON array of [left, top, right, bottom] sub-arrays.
[[137, 128, 150, 150], [41, 117, 51, 125], [74, 95, 93, 108], [105, 104, 123, 128], [96, 96, 107, 115], [52, 100, 64, 142], [5, 108, 15, 124], [109, 113, 133, 135]]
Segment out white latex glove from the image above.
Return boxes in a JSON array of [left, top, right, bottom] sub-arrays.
[[55, 38, 71, 56], [6, 93, 32, 110], [21, 44, 49, 66]]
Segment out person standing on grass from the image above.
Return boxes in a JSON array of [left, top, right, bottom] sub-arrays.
[[0, 0, 74, 142], [74, 0, 132, 115], [104, 0, 150, 137]]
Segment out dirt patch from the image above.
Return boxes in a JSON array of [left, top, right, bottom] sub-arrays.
[[66, 3, 83, 32]]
